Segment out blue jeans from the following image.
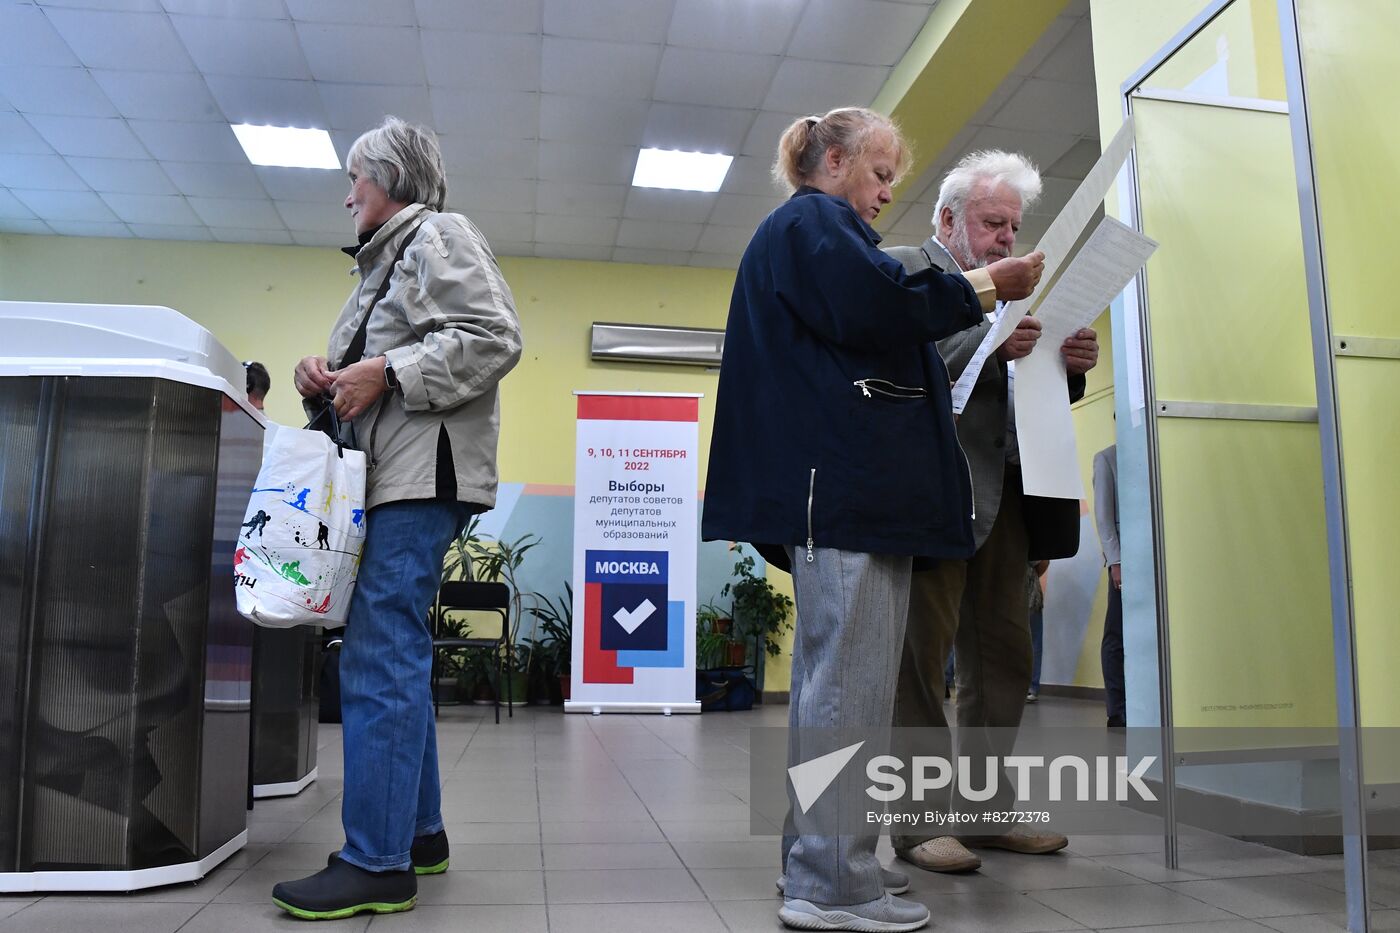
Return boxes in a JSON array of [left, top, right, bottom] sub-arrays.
[[1029, 608, 1043, 694], [338, 499, 469, 872]]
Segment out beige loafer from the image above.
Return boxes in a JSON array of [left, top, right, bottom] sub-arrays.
[[965, 830, 1069, 855], [894, 836, 982, 873]]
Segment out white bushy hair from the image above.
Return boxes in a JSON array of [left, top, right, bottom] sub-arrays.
[[932, 149, 1042, 226]]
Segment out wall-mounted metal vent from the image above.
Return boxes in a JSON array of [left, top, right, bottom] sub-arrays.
[[590, 322, 725, 368]]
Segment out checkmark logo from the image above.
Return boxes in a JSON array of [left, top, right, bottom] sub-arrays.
[[612, 598, 657, 635], [788, 741, 865, 814]]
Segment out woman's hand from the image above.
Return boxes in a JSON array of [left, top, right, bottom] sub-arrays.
[[294, 355, 335, 399], [330, 355, 388, 421], [986, 250, 1044, 301]]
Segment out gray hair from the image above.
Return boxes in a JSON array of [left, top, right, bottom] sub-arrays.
[[347, 116, 448, 212], [932, 149, 1041, 226]]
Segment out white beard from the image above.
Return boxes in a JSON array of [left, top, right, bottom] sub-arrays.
[[947, 220, 984, 270]]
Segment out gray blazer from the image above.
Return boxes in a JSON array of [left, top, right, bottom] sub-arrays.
[[885, 235, 1086, 550], [1093, 444, 1120, 566]]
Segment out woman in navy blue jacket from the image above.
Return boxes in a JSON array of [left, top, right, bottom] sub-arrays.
[[703, 108, 1042, 933]]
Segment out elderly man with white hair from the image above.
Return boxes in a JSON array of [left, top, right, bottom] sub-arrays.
[[885, 150, 1099, 874]]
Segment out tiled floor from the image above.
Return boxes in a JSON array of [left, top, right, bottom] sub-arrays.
[[1, 697, 1391, 932]]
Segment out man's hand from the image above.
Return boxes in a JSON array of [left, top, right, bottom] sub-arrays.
[[986, 250, 1044, 301], [329, 355, 388, 421], [1061, 327, 1099, 375], [997, 316, 1042, 361], [294, 355, 335, 399], [1110, 563, 1122, 589]]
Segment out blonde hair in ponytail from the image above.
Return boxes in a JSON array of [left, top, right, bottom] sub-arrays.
[[772, 107, 911, 192]]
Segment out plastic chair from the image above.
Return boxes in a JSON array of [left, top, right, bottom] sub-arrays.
[[431, 580, 512, 724]]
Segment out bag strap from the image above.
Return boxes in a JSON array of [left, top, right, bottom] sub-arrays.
[[337, 221, 423, 370], [304, 400, 348, 457]]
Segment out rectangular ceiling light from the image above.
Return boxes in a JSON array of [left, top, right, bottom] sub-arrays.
[[632, 148, 733, 193], [230, 124, 341, 169]]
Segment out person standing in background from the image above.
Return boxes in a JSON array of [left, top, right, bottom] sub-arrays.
[[1093, 443, 1125, 727], [1026, 559, 1049, 703], [244, 360, 270, 411]]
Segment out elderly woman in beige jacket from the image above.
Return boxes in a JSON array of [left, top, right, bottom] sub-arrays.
[[275, 116, 521, 921]]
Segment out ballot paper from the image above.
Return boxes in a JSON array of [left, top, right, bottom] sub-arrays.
[[1014, 216, 1158, 500], [948, 118, 1136, 414]]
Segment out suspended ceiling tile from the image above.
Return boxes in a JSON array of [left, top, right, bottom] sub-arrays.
[[27, 115, 147, 160], [1037, 19, 1095, 85], [485, 239, 532, 257], [92, 70, 223, 122], [298, 23, 422, 85], [0, 66, 118, 118], [67, 157, 177, 195], [325, 83, 436, 132], [617, 218, 702, 252], [534, 181, 628, 218], [214, 227, 294, 244], [696, 223, 756, 254], [171, 15, 310, 79], [0, 113, 55, 155], [448, 177, 536, 216], [641, 103, 751, 154], [204, 75, 328, 128], [44, 8, 194, 72], [1046, 137, 1102, 180], [537, 140, 635, 186], [653, 47, 777, 110], [413, 0, 541, 33], [127, 222, 213, 240], [992, 77, 1099, 136], [1031, 176, 1080, 217], [889, 205, 934, 236], [787, 0, 932, 68], [35, 0, 160, 10], [762, 59, 888, 114], [187, 196, 285, 228], [667, 0, 804, 55], [1012, 15, 1076, 79], [541, 37, 661, 100], [160, 0, 288, 17], [0, 4, 80, 67], [47, 220, 132, 237], [0, 154, 89, 191], [12, 189, 119, 223], [0, 190, 38, 219], [720, 155, 783, 197], [163, 161, 267, 199], [101, 192, 201, 225], [0, 218, 53, 234], [708, 192, 783, 228], [254, 166, 348, 203], [422, 31, 541, 91], [532, 214, 620, 247], [467, 209, 535, 244], [539, 94, 649, 146], [612, 246, 695, 266], [129, 119, 247, 162], [533, 243, 613, 262], [543, 0, 674, 44], [438, 137, 538, 182], [622, 188, 716, 225], [430, 89, 539, 140], [275, 199, 350, 233], [742, 111, 801, 158], [286, 0, 416, 26]]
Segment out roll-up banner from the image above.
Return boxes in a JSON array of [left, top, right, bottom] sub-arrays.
[[567, 392, 702, 714]]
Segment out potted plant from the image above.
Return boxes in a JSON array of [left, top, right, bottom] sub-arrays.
[[696, 603, 731, 670], [722, 545, 794, 693], [526, 583, 573, 704]]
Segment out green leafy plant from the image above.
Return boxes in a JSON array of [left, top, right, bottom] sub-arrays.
[[525, 582, 573, 679], [722, 545, 793, 659], [695, 601, 733, 670]]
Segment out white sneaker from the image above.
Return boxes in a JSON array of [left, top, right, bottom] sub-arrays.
[[779, 892, 930, 931], [777, 866, 909, 896]]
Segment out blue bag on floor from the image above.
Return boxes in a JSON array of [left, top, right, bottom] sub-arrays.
[[696, 668, 756, 711]]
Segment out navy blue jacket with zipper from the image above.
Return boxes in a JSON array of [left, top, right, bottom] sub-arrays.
[[701, 187, 987, 567]]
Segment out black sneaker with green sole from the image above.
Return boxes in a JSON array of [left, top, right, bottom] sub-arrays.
[[272, 857, 417, 920], [410, 829, 449, 875]]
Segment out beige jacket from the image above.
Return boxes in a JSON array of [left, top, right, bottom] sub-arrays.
[[322, 204, 522, 510]]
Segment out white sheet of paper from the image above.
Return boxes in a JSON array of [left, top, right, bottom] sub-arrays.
[[947, 118, 1136, 413], [1014, 216, 1159, 500]]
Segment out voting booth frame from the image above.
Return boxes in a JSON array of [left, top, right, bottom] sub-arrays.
[[1106, 1, 1400, 928]]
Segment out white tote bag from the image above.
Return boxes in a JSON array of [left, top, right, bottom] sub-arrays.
[[235, 420, 367, 628]]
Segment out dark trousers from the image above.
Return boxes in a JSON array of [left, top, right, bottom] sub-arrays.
[[1101, 582, 1125, 723]]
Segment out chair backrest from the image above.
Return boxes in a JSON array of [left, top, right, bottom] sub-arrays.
[[438, 580, 510, 611]]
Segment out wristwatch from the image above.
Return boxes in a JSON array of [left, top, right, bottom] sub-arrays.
[[384, 358, 399, 390]]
